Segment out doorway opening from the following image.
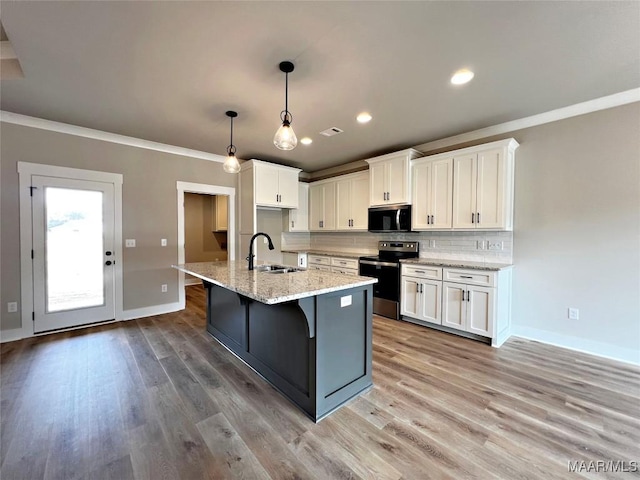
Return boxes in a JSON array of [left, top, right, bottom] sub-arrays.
[[176, 181, 235, 309]]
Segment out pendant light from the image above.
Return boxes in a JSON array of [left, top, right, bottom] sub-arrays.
[[273, 61, 297, 150], [223, 110, 241, 173]]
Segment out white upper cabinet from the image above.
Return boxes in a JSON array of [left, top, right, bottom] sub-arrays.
[[412, 138, 518, 231], [365, 149, 421, 206], [309, 180, 336, 231], [452, 140, 518, 230], [412, 157, 453, 230], [252, 160, 301, 208], [284, 182, 309, 232], [335, 171, 369, 230]]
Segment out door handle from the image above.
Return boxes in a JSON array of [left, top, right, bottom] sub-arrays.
[[105, 260, 113, 266]]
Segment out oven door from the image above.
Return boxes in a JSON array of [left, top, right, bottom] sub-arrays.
[[359, 260, 400, 301]]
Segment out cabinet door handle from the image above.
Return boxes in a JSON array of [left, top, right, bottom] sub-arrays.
[[460, 275, 473, 279], [472, 213, 475, 224], [431, 215, 434, 224], [427, 215, 430, 225], [387, 192, 390, 200], [414, 270, 425, 274], [462, 290, 466, 301], [477, 212, 480, 224]]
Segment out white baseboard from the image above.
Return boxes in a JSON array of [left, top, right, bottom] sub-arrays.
[[120, 302, 183, 321], [0, 328, 26, 343], [511, 326, 640, 366]]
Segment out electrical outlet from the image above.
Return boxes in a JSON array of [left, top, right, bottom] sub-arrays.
[[477, 240, 486, 250], [263, 237, 268, 244], [161, 284, 168, 293], [7, 302, 18, 313], [161, 238, 167, 247], [487, 241, 503, 251], [568, 308, 579, 320], [125, 239, 136, 248]]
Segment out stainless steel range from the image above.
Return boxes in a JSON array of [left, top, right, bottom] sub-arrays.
[[359, 241, 419, 319]]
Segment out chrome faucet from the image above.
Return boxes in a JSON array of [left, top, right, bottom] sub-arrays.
[[247, 232, 274, 270]]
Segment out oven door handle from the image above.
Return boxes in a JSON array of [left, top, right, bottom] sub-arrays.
[[359, 260, 399, 268]]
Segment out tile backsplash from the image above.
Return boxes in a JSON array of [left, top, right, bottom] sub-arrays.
[[282, 230, 513, 264]]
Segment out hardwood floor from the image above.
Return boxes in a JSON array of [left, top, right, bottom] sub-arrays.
[[2, 285, 639, 479]]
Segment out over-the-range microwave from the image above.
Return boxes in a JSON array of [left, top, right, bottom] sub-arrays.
[[367, 205, 412, 232]]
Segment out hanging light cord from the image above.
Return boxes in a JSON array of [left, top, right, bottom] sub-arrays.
[[227, 115, 236, 156], [281, 71, 293, 124]]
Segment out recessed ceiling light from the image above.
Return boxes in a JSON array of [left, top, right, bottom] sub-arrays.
[[356, 112, 372, 123], [451, 68, 474, 85], [300, 137, 313, 145]]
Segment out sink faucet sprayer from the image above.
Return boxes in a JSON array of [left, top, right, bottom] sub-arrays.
[[247, 232, 274, 270]]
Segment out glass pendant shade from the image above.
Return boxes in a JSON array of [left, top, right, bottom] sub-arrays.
[[223, 110, 240, 174], [223, 154, 240, 173], [273, 120, 297, 150], [274, 61, 297, 151]]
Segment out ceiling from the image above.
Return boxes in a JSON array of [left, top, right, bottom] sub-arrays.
[[1, 1, 639, 172]]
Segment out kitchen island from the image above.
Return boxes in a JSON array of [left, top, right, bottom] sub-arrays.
[[172, 261, 377, 422]]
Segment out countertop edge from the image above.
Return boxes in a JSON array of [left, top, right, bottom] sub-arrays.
[[399, 259, 513, 271]]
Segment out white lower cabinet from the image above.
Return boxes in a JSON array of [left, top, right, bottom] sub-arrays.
[[400, 277, 442, 325], [401, 265, 512, 346], [442, 282, 494, 337], [308, 254, 358, 275]]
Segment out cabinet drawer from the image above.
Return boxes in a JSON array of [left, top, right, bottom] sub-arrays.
[[443, 268, 495, 287], [331, 266, 359, 276], [308, 255, 331, 266], [330, 257, 359, 269], [402, 264, 442, 280], [310, 265, 332, 272]]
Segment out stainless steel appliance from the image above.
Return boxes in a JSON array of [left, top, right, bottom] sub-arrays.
[[368, 205, 412, 233], [359, 241, 419, 319]]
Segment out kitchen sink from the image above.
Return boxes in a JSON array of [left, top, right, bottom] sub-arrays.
[[256, 265, 304, 274]]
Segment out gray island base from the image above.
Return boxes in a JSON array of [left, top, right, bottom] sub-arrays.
[[173, 261, 376, 423], [205, 282, 373, 422]]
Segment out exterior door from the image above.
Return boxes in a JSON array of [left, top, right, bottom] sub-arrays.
[[32, 176, 116, 333]]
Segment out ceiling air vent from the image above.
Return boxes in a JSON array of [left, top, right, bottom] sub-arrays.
[[319, 127, 344, 137]]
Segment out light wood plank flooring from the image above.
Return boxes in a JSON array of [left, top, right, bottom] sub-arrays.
[[2, 285, 639, 479]]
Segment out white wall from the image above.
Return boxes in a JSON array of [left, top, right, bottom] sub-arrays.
[[508, 103, 640, 363]]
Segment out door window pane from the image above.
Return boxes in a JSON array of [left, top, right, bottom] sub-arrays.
[[45, 188, 104, 312]]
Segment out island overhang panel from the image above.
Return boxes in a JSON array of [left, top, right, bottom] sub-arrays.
[[173, 262, 376, 422]]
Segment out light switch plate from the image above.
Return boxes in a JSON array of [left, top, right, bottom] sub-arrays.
[[161, 238, 167, 247], [125, 239, 136, 248], [7, 302, 18, 313]]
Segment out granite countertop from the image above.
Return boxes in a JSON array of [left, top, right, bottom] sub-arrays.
[[281, 249, 369, 259], [173, 261, 377, 305], [400, 258, 512, 271]]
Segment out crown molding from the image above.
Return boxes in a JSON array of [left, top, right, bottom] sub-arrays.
[[414, 88, 640, 153], [0, 110, 227, 164]]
